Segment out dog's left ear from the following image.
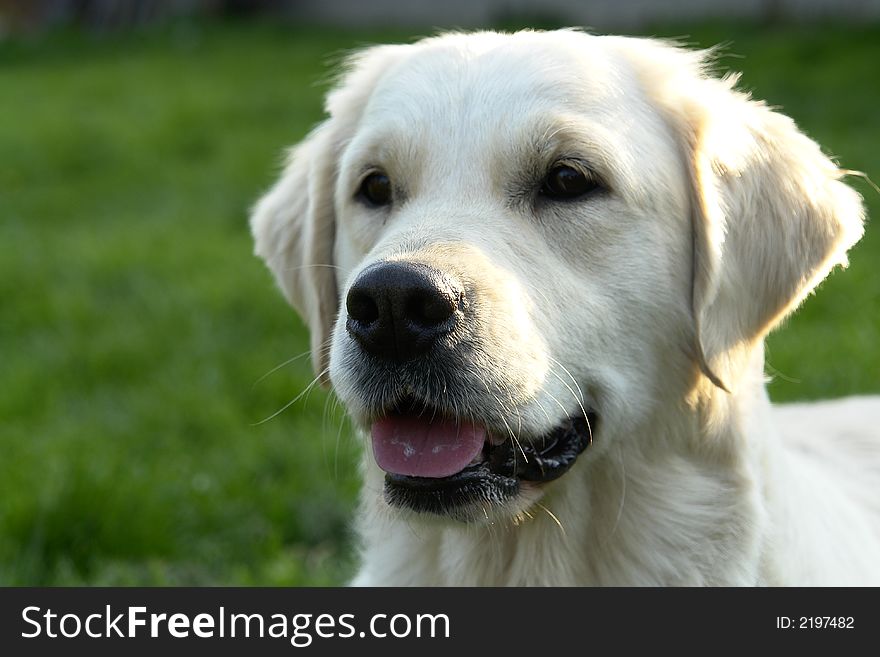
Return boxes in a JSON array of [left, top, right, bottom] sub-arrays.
[[620, 39, 865, 391]]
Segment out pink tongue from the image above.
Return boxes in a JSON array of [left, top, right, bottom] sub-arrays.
[[371, 416, 486, 478]]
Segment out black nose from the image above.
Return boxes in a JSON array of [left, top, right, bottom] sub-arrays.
[[345, 261, 462, 362]]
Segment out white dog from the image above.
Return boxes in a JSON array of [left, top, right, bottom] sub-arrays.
[[251, 30, 880, 585]]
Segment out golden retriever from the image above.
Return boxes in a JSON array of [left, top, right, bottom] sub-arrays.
[[251, 30, 880, 585]]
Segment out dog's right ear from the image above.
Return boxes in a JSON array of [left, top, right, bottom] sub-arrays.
[[251, 44, 407, 383], [250, 121, 339, 383]]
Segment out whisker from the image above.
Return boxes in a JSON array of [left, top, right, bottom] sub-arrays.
[[281, 263, 344, 273], [334, 402, 349, 482], [318, 385, 346, 481], [610, 445, 627, 539], [543, 389, 572, 424], [469, 366, 527, 462], [252, 350, 311, 387], [528, 282, 555, 314], [536, 502, 566, 536], [546, 363, 592, 434], [547, 356, 586, 405], [494, 398, 528, 463], [251, 366, 330, 426], [533, 396, 555, 428]]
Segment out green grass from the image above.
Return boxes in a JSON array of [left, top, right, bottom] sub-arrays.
[[1, 19, 878, 585]]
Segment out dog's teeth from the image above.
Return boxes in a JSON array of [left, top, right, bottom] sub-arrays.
[[487, 433, 506, 446]]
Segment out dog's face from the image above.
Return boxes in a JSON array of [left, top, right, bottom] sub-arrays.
[[329, 34, 696, 521], [252, 31, 863, 523]]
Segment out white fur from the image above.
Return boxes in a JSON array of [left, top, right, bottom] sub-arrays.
[[251, 30, 880, 585]]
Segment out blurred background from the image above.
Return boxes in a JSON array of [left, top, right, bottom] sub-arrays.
[[1, 0, 878, 586]]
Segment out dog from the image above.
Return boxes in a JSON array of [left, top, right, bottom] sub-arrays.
[[251, 30, 880, 585]]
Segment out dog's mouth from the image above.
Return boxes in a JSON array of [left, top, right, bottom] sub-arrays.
[[371, 396, 598, 520]]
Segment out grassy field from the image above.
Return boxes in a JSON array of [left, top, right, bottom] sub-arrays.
[[1, 19, 878, 586]]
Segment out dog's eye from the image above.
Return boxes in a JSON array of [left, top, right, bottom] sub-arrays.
[[540, 164, 600, 200], [357, 172, 392, 207]]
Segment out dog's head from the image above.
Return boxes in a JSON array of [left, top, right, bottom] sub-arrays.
[[252, 31, 864, 523]]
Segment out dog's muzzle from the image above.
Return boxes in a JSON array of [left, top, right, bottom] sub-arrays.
[[344, 260, 597, 520]]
